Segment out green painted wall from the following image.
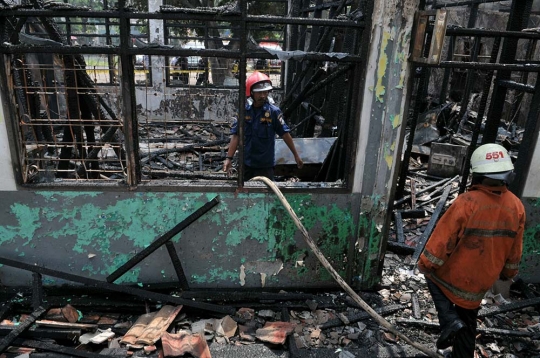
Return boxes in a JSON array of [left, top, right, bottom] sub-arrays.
[[0, 190, 363, 288], [520, 198, 540, 281]]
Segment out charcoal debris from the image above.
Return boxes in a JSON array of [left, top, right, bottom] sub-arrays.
[[1, 262, 537, 357]]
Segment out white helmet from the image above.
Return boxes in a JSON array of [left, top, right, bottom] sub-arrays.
[[470, 143, 514, 182]]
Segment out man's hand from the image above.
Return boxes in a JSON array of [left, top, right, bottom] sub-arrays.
[[223, 158, 233, 176], [295, 155, 304, 169]]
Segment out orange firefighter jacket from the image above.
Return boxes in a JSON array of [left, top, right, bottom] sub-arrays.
[[418, 184, 525, 309]]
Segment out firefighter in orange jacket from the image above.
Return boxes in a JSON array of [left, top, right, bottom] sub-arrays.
[[418, 143, 525, 357]]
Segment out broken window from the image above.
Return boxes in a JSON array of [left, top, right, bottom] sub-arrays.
[[0, 0, 367, 188]]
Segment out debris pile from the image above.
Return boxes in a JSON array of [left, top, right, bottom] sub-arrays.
[[1, 257, 538, 358], [138, 121, 231, 180]]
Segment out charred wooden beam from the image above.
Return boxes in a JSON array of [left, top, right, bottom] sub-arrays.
[[394, 176, 453, 207], [180, 291, 317, 302], [411, 185, 452, 264], [497, 79, 535, 94], [419, 185, 459, 206], [106, 196, 220, 283], [282, 68, 325, 119], [0, 257, 235, 316], [394, 211, 405, 244], [0, 300, 14, 321], [0, 326, 81, 340], [320, 304, 404, 330], [396, 318, 534, 337], [399, 209, 427, 219], [386, 241, 415, 255], [32, 272, 44, 310], [478, 296, 540, 318], [410, 179, 417, 209], [12, 339, 108, 358], [165, 241, 190, 290], [0, 306, 47, 354], [140, 139, 229, 164]]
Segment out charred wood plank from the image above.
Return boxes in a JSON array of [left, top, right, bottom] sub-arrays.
[[386, 241, 415, 255], [106, 196, 220, 283], [0, 305, 47, 354], [394, 211, 405, 244], [411, 185, 452, 264], [320, 304, 405, 330], [140, 139, 229, 163], [143, 171, 230, 180], [165, 241, 190, 290], [0, 300, 14, 321], [23, 354, 75, 358], [419, 186, 459, 206], [478, 296, 540, 318], [394, 176, 453, 207], [0, 257, 235, 316], [0, 326, 81, 340], [180, 291, 317, 302], [395, 318, 533, 337], [399, 209, 427, 219], [342, 293, 384, 308], [12, 339, 109, 358], [36, 320, 98, 330], [32, 272, 44, 310], [410, 179, 417, 209], [155, 156, 175, 169]]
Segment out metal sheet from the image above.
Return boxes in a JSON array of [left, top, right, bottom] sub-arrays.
[[274, 137, 337, 165]]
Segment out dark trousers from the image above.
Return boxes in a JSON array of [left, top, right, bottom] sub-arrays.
[[244, 166, 274, 181], [427, 278, 479, 358]]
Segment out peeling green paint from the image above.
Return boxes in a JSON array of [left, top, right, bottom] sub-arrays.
[[395, 29, 411, 89], [358, 195, 386, 288], [191, 268, 238, 284], [37, 191, 100, 201], [390, 114, 401, 129], [266, 195, 354, 279], [375, 31, 392, 103], [0, 191, 364, 288], [522, 224, 540, 267], [384, 141, 396, 169], [0, 203, 41, 246]]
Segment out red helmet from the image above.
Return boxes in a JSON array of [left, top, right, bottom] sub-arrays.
[[246, 71, 272, 97]]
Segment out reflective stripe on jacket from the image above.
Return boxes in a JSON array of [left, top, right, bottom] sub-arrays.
[[418, 184, 525, 309]]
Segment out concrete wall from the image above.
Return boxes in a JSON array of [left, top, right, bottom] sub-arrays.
[[0, 190, 361, 288]]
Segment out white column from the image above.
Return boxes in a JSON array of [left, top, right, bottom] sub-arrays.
[[0, 99, 17, 191], [148, 0, 165, 87]]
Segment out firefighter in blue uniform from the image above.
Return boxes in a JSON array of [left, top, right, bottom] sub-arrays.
[[223, 71, 303, 180]]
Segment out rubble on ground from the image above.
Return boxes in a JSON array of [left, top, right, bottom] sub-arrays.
[[1, 254, 538, 358]]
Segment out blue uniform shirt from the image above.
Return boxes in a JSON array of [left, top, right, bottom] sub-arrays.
[[230, 101, 290, 168]]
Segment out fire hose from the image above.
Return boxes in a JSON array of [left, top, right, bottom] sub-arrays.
[[252, 176, 442, 358]]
